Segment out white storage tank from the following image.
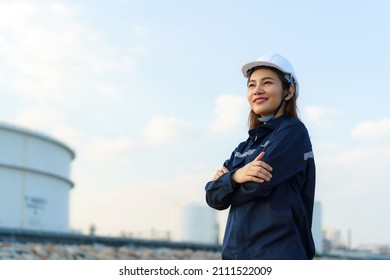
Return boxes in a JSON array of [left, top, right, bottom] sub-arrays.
[[0, 122, 75, 232], [177, 203, 218, 245]]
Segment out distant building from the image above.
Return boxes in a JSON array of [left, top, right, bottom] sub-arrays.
[[323, 227, 345, 253], [0, 122, 75, 232], [312, 201, 323, 254], [177, 203, 218, 245]]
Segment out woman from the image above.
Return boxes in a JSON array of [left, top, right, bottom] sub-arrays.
[[205, 53, 316, 259]]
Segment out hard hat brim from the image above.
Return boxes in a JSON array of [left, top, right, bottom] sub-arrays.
[[242, 61, 290, 78]]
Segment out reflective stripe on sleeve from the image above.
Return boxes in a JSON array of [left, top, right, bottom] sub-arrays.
[[304, 151, 314, 160], [235, 149, 256, 158]]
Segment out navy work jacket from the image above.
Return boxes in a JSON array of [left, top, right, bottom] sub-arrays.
[[205, 116, 316, 259]]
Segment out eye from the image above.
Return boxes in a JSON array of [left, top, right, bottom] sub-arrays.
[[247, 83, 255, 88], [263, 80, 272, 85]]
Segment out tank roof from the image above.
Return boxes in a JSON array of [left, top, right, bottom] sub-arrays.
[[0, 121, 75, 160]]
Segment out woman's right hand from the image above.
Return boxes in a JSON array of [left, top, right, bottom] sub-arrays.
[[231, 151, 273, 184]]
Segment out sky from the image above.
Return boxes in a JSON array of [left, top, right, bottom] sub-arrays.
[[0, 0, 389, 247]]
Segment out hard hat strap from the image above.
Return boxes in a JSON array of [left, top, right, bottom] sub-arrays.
[[257, 92, 287, 122]]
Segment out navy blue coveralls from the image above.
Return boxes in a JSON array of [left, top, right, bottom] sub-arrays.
[[205, 116, 316, 259]]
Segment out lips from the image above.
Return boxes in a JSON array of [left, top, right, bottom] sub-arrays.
[[253, 97, 268, 104]]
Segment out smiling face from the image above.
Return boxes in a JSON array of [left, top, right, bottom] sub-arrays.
[[247, 68, 287, 118]]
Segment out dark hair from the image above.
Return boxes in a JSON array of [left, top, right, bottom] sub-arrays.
[[247, 66, 299, 130]]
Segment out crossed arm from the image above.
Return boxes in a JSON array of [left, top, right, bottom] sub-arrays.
[[207, 121, 309, 209], [212, 151, 273, 184]]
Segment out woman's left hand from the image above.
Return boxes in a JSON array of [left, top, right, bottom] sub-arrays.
[[212, 166, 229, 180]]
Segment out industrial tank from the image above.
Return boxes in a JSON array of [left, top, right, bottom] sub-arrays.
[[177, 203, 218, 245], [0, 122, 75, 232]]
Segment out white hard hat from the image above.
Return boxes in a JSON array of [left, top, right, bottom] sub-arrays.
[[241, 52, 299, 96]]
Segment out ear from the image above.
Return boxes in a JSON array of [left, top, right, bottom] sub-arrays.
[[284, 85, 295, 101]]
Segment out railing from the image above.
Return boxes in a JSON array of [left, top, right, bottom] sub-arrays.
[[0, 227, 221, 252]]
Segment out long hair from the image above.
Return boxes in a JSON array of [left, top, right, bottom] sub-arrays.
[[248, 67, 299, 130]]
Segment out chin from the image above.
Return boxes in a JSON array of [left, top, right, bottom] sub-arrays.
[[253, 109, 270, 116]]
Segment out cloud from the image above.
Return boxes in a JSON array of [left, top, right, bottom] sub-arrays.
[[129, 46, 151, 56], [209, 94, 247, 133], [312, 117, 390, 245], [12, 103, 82, 148], [304, 106, 339, 127], [315, 123, 390, 200], [315, 143, 390, 245], [133, 25, 148, 36], [95, 84, 121, 97], [85, 137, 135, 161], [142, 116, 189, 148], [351, 118, 390, 142], [50, 2, 76, 17], [0, 3, 83, 78], [0, 2, 141, 101]]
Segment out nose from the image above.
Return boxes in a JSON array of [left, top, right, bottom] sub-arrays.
[[253, 84, 264, 95]]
